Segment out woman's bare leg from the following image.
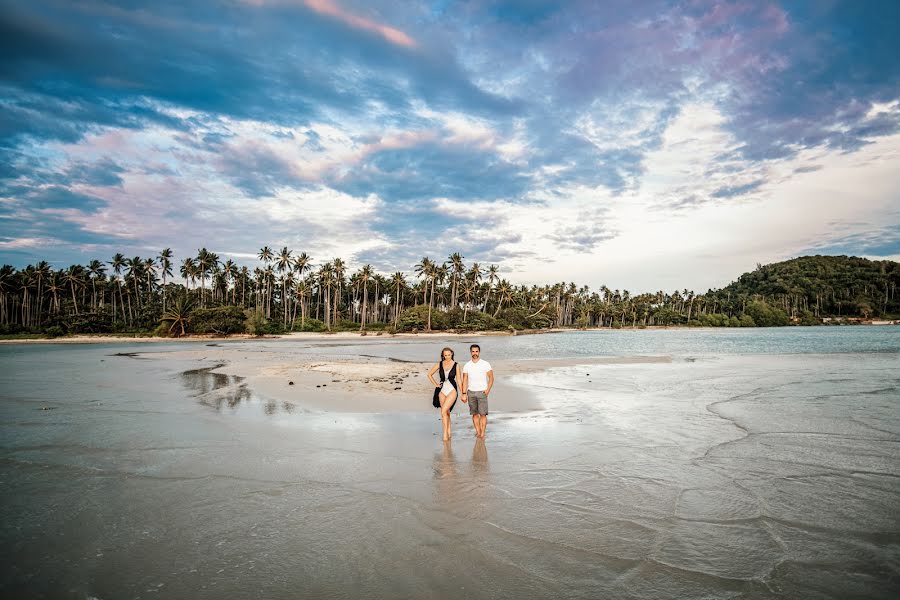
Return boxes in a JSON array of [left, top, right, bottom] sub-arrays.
[[439, 391, 457, 441]]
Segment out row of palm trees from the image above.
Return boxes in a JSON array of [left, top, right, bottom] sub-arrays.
[[0, 247, 720, 332], [5, 248, 888, 334]]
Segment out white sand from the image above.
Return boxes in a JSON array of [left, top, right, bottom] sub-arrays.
[[157, 345, 670, 413]]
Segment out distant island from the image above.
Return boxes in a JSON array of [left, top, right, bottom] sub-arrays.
[[1, 252, 897, 338]]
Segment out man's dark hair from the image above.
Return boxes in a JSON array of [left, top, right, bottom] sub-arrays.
[[470, 344, 480, 351]]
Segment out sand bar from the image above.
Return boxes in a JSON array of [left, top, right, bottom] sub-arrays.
[[153, 343, 671, 413]]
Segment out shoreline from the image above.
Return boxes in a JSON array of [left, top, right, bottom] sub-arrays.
[[0, 330, 559, 344], [2, 321, 897, 345]]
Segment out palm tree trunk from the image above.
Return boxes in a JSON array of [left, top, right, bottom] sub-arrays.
[[118, 282, 126, 322], [70, 281, 79, 314], [427, 277, 435, 330]]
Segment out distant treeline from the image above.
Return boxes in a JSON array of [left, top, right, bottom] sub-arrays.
[[0, 251, 897, 337]]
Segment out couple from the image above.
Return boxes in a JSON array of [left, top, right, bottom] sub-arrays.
[[428, 344, 493, 441]]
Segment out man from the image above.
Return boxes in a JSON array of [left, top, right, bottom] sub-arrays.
[[461, 344, 493, 439]]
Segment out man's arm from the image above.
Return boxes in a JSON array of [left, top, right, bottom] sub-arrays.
[[461, 371, 468, 403], [485, 370, 494, 395]]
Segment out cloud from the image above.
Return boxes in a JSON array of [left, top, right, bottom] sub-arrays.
[[302, 0, 417, 48], [0, 1, 898, 292], [801, 224, 900, 259], [711, 179, 764, 199]]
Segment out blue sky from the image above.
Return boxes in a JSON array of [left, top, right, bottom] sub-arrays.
[[1, 0, 898, 291]]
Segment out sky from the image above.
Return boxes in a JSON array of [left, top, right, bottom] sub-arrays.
[[1, 0, 899, 293]]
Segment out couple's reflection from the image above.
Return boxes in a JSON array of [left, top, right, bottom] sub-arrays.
[[432, 438, 490, 512], [471, 438, 488, 473]]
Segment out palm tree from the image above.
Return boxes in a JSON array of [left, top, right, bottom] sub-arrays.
[[161, 295, 193, 337], [358, 264, 373, 332], [294, 252, 311, 277], [195, 248, 214, 308], [485, 264, 499, 313], [435, 263, 448, 310], [33, 261, 51, 324], [239, 266, 249, 307], [276, 247, 292, 324], [253, 267, 265, 313], [180, 258, 196, 293], [158, 248, 173, 311], [493, 279, 513, 317], [125, 257, 143, 314], [19, 266, 35, 326], [449, 252, 464, 308], [222, 259, 237, 305], [391, 271, 406, 326], [318, 262, 334, 331], [462, 280, 476, 322], [0, 265, 15, 325], [332, 257, 346, 328], [143, 257, 157, 306], [110, 253, 127, 322], [258, 246, 274, 317], [414, 257, 436, 330], [87, 259, 106, 311], [47, 270, 64, 313], [465, 263, 481, 311], [294, 278, 311, 328], [64, 265, 84, 315]]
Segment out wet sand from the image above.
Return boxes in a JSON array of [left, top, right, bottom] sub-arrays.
[[160, 344, 671, 413], [1, 331, 898, 599]]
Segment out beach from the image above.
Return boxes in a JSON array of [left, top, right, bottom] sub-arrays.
[[2, 328, 899, 599]]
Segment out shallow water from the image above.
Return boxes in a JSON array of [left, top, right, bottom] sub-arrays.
[[1, 328, 899, 599]]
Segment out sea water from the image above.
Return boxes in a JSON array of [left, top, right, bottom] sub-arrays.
[[1, 327, 898, 599]]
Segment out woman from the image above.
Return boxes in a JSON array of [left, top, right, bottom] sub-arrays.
[[427, 347, 459, 441]]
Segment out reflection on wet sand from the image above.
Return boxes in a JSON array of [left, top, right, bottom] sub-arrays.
[[472, 438, 488, 474], [433, 441, 457, 478], [180, 364, 286, 413]]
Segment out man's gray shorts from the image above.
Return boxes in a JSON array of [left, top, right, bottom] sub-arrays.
[[468, 390, 488, 415]]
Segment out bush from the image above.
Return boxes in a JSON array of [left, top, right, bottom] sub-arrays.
[[62, 309, 115, 334], [245, 311, 268, 336], [743, 301, 789, 327], [448, 309, 497, 331], [188, 306, 247, 334], [44, 325, 65, 338], [653, 307, 684, 326], [293, 317, 325, 332], [798, 309, 820, 326], [397, 305, 448, 331], [495, 307, 552, 330], [698, 313, 731, 327], [335, 319, 360, 331]]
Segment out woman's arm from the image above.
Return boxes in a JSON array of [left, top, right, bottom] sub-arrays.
[[427, 363, 440, 387]]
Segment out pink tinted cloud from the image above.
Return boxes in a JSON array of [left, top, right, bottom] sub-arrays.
[[240, 0, 416, 48], [305, 0, 416, 48]]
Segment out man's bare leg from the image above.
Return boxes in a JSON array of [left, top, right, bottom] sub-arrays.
[[471, 414, 479, 436], [480, 415, 487, 438]]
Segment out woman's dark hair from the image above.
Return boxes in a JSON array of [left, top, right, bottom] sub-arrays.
[[440, 347, 455, 360]]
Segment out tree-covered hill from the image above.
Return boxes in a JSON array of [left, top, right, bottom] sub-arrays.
[[710, 255, 900, 320]]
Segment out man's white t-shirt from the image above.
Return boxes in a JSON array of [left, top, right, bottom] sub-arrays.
[[463, 359, 493, 392]]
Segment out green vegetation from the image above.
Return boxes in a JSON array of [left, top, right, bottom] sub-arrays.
[[0, 252, 896, 339]]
